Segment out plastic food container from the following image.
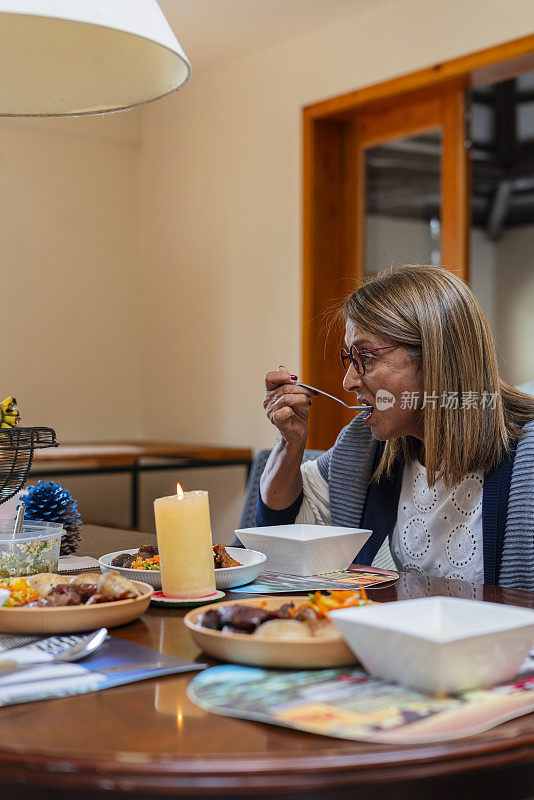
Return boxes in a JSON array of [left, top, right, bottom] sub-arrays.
[[0, 521, 63, 578]]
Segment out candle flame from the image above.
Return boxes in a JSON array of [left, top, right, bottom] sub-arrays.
[[176, 483, 184, 500]]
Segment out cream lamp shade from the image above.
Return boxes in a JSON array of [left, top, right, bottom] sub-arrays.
[[0, 0, 191, 116]]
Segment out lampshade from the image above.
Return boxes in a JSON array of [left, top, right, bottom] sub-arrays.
[[0, 0, 191, 116]]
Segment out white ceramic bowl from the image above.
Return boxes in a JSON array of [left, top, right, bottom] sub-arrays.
[[99, 549, 162, 588], [213, 547, 266, 589], [330, 596, 534, 695], [99, 547, 266, 590], [234, 524, 372, 576]]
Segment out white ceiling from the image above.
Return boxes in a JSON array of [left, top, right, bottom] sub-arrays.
[[158, 0, 396, 71]]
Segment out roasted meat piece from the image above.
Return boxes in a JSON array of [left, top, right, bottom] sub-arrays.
[[216, 605, 270, 632], [110, 545, 158, 567], [276, 603, 295, 619], [110, 553, 133, 567], [136, 544, 158, 560], [72, 583, 99, 603], [85, 593, 112, 605], [198, 609, 221, 630], [292, 604, 318, 623], [198, 601, 309, 634], [213, 544, 242, 569], [31, 584, 85, 606], [221, 625, 248, 634]]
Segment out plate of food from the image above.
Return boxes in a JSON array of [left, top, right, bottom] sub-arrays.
[[0, 572, 153, 634], [99, 544, 266, 590], [184, 590, 375, 668]]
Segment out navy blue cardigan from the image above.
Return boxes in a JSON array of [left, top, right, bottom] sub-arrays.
[[256, 445, 516, 586]]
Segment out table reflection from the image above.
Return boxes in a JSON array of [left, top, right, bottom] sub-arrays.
[[393, 570, 485, 600]]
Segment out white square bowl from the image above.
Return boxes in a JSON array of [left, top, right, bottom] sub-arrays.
[[234, 524, 372, 576], [330, 596, 534, 695]]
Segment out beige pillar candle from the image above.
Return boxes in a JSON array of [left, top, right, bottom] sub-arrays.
[[154, 484, 215, 598]]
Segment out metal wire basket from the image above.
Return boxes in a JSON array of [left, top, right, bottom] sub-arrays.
[[0, 427, 58, 505]]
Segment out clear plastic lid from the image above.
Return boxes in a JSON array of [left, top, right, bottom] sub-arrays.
[[0, 521, 64, 543]]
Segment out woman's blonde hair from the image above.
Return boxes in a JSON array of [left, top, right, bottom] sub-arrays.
[[342, 265, 534, 487]]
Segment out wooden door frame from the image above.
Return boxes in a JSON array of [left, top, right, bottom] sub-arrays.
[[302, 34, 534, 449]]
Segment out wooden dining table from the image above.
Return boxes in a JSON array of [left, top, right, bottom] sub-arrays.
[[0, 525, 532, 800]]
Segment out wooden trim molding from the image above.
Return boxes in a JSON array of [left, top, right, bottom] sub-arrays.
[[305, 34, 534, 120], [441, 90, 471, 278]]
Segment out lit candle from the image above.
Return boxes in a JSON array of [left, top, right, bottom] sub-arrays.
[[153, 483, 215, 598]]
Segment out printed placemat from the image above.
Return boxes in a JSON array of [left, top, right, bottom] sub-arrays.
[[230, 565, 398, 594], [188, 649, 534, 744]]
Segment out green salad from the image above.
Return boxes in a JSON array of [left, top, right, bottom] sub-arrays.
[[0, 537, 61, 578]]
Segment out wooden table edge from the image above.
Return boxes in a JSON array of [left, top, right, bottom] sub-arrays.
[[0, 732, 532, 794]]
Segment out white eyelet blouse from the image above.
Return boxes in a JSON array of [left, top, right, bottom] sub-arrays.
[[390, 460, 484, 582]]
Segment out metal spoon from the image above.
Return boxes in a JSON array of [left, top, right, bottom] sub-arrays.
[[12, 502, 25, 538], [297, 383, 372, 411], [0, 627, 108, 676]]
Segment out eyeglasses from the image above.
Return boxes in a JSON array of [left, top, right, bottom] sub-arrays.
[[340, 344, 398, 376]]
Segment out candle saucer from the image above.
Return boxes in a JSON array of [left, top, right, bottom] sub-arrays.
[[151, 589, 225, 608]]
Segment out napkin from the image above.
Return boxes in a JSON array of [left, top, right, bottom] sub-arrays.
[[0, 643, 101, 705], [58, 555, 100, 572]]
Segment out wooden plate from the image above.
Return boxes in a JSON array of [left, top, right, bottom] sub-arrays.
[[0, 580, 153, 634], [184, 595, 358, 669]]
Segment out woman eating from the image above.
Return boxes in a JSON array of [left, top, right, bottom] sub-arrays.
[[259, 266, 534, 590]]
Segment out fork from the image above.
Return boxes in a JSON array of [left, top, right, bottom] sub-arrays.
[[297, 383, 372, 411]]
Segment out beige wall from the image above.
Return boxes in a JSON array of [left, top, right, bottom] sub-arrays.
[[0, 112, 149, 532], [2, 0, 534, 534], [0, 113, 142, 441]]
